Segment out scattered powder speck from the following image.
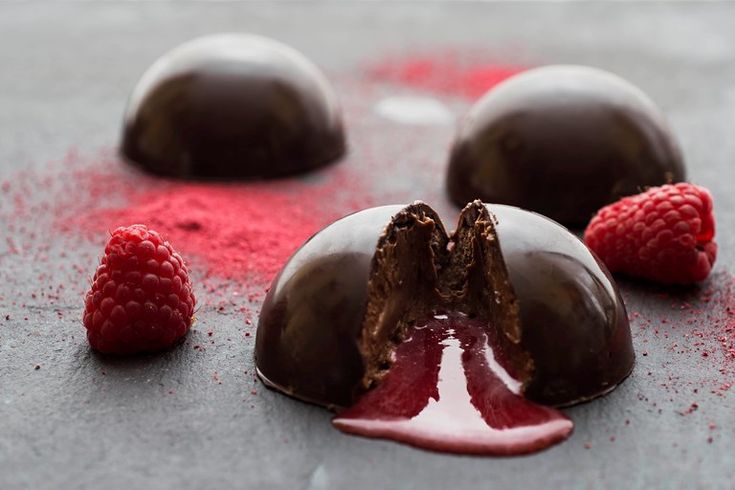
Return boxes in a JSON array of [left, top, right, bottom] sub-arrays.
[[620, 270, 735, 441]]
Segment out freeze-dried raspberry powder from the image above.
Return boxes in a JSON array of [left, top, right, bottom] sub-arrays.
[[35, 150, 369, 287], [367, 53, 526, 99], [67, 184, 325, 284]]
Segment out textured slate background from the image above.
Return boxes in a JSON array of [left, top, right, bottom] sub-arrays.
[[2, 2, 735, 489]]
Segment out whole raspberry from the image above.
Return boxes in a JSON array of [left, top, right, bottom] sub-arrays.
[[584, 183, 716, 284], [83, 224, 196, 354]]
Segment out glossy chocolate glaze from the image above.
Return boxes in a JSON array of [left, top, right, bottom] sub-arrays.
[[488, 204, 634, 405], [256, 207, 397, 408], [447, 65, 686, 227], [121, 34, 345, 179], [255, 202, 634, 409]]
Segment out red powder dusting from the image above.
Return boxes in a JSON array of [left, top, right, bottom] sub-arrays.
[[0, 148, 371, 322], [622, 270, 735, 433], [38, 150, 371, 288], [678, 274, 735, 396], [697, 274, 735, 392], [64, 183, 329, 285], [367, 53, 526, 99]]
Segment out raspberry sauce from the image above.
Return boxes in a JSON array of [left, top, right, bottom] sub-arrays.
[[333, 314, 573, 455]]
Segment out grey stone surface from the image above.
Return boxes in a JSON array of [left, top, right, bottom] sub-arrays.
[[2, 2, 735, 489]]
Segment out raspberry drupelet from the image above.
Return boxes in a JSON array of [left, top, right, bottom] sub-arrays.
[[83, 224, 196, 354], [584, 183, 717, 285]]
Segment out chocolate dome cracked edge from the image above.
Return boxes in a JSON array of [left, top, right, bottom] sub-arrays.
[[121, 33, 346, 180], [255, 201, 635, 409]]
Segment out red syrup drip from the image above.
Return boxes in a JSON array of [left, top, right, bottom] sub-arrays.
[[333, 314, 573, 455]]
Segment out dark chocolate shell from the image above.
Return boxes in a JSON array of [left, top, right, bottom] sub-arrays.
[[488, 204, 634, 405], [446, 65, 685, 227], [255, 202, 634, 409], [121, 34, 345, 179]]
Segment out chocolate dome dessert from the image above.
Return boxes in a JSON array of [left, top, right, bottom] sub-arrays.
[[122, 33, 345, 179], [255, 202, 633, 455], [446, 65, 685, 226]]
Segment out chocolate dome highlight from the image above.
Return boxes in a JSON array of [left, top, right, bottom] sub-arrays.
[[121, 33, 345, 179]]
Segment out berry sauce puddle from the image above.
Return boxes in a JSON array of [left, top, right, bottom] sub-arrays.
[[333, 313, 573, 455]]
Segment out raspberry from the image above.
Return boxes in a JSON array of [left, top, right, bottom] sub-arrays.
[[584, 183, 717, 284], [83, 224, 196, 354]]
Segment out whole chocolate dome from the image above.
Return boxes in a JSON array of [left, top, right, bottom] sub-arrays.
[[446, 65, 685, 226], [121, 34, 345, 179]]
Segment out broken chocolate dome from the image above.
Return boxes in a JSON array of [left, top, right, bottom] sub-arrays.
[[446, 65, 686, 227], [255, 201, 634, 409], [121, 33, 345, 179]]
